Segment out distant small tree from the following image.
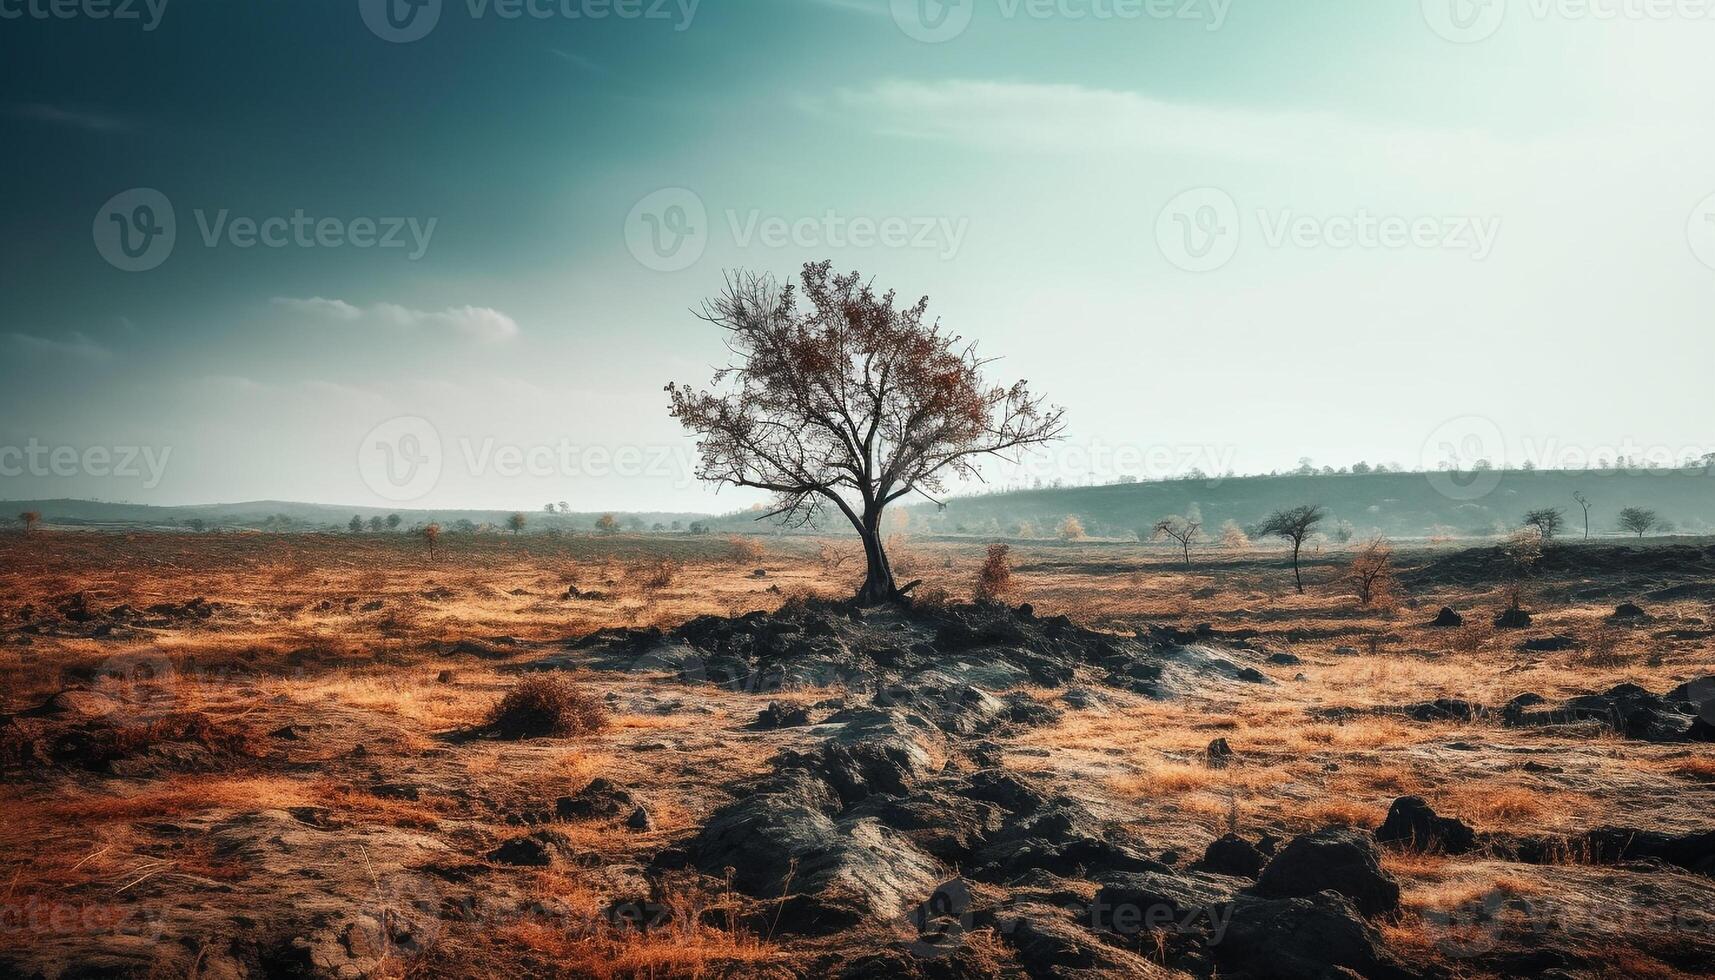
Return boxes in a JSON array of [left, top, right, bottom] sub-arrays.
[[687, 520, 708, 535], [507, 512, 527, 535], [595, 513, 618, 535], [422, 522, 442, 557], [1572, 491, 1592, 540], [544, 503, 556, 514], [386, 513, 403, 532], [1348, 536, 1397, 607], [558, 501, 570, 514], [367, 516, 386, 533], [186, 518, 206, 533], [1503, 527, 1544, 609], [1151, 516, 1203, 568], [454, 519, 478, 533], [1255, 505, 1326, 594], [1617, 507, 1659, 538], [1218, 520, 1249, 550], [18, 511, 41, 535], [349, 515, 364, 534], [651, 522, 665, 532], [1329, 519, 1355, 545], [671, 520, 683, 531], [1522, 508, 1564, 541], [974, 543, 1014, 604], [1058, 515, 1085, 541]]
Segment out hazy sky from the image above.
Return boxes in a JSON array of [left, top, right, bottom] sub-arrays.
[[4, 0, 1714, 512]]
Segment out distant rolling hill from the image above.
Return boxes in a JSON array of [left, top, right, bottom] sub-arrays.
[[908, 468, 1715, 542], [8, 466, 1714, 542]]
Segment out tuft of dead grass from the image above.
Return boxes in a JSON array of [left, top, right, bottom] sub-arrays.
[[486, 675, 610, 740]]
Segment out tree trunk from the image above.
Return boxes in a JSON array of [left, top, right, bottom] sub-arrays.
[[854, 509, 904, 606], [1291, 542, 1305, 593]]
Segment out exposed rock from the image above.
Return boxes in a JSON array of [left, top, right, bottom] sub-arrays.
[[555, 778, 639, 820], [1493, 607, 1532, 629], [778, 708, 945, 806], [1197, 833, 1267, 878], [1251, 828, 1400, 916], [684, 769, 944, 934], [1374, 796, 1476, 855], [625, 805, 654, 831], [1431, 606, 1464, 628], [754, 701, 812, 729], [989, 901, 1162, 977], [1520, 635, 1576, 652], [487, 830, 574, 866], [1093, 869, 1243, 934], [1213, 893, 1396, 979], [1204, 738, 1234, 769], [1611, 602, 1647, 620]]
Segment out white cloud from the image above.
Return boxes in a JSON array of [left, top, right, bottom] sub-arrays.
[[272, 297, 519, 342], [7, 331, 112, 360], [823, 79, 1510, 167]]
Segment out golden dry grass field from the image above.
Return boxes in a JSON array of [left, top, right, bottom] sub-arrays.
[[1, 530, 1712, 979]]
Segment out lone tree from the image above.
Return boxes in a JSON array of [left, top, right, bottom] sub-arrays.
[[1256, 505, 1326, 594], [18, 511, 41, 535], [668, 262, 1065, 605], [349, 515, 363, 534], [595, 513, 618, 535], [1151, 515, 1203, 568], [386, 513, 403, 532], [507, 512, 527, 535], [1572, 491, 1592, 540], [1522, 508, 1565, 541], [422, 522, 442, 557], [1617, 507, 1659, 538]]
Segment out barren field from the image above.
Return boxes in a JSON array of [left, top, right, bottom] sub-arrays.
[[2, 531, 1712, 979]]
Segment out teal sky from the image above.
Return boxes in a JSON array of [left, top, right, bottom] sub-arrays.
[[4, 1, 1713, 511]]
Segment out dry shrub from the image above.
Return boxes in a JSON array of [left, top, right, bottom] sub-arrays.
[[486, 675, 609, 740], [632, 558, 680, 594], [1348, 537, 1399, 609], [726, 536, 766, 564], [1218, 520, 1249, 550], [1058, 515, 1085, 541], [1447, 621, 1492, 655], [1579, 626, 1629, 668], [973, 543, 1014, 604], [911, 585, 952, 610], [816, 539, 857, 573]]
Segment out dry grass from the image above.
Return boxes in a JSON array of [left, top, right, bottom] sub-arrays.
[[485, 675, 610, 739]]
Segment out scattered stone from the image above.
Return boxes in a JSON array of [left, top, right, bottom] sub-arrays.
[[1251, 828, 1400, 916], [1494, 607, 1532, 629], [1197, 833, 1266, 878], [1374, 796, 1476, 855], [556, 778, 639, 820], [1521, 634, 1576, 652], [624, 805, 654, 831], [1612, 602, 1647, 620], [754, 702, 812, 729], [487, 830, 574, 866], [1267, 652, 1302, 666], [1214, 893, 1396, 980], [1205, 737, 1234, 769], [1431, 606, 1464, 628]]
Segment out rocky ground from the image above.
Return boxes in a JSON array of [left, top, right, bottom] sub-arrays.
[[1, 532, 1712, 978]]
